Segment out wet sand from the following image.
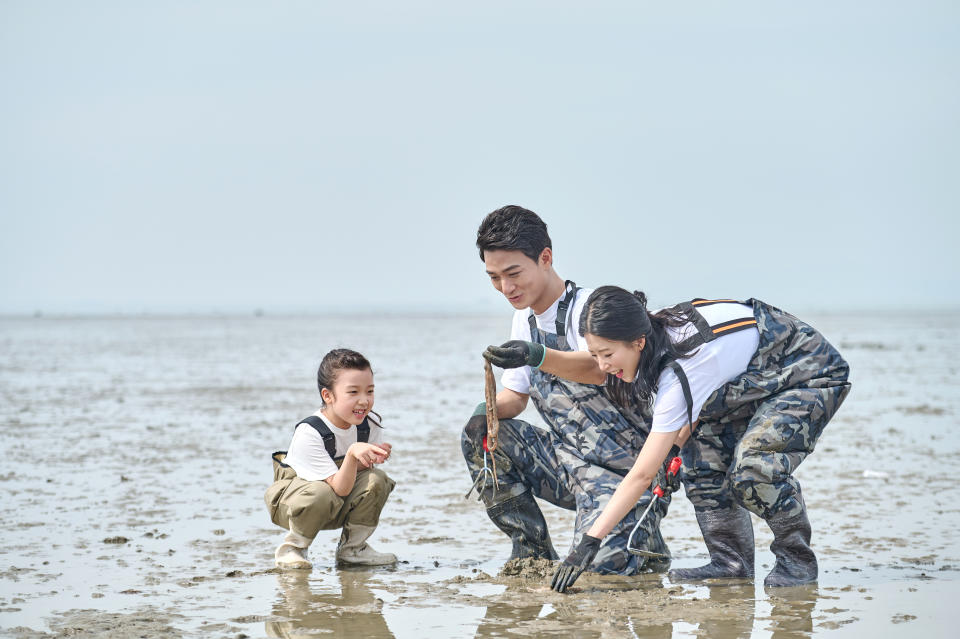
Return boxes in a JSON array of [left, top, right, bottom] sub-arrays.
[[1, 311, 958, 638]]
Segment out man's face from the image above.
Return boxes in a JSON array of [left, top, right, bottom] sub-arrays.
[[483, 248, 551, 310]]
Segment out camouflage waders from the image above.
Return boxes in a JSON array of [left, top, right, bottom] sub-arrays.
[[678, 299, 850, 518], [462, 282, 671, 575], [674, 298, 851, 585]]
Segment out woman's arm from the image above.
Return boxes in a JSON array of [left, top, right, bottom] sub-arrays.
[[586, 430, 681, 539]]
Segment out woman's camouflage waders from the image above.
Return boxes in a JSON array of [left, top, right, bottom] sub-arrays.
[[681, 299, 851, 519], [461, 283, 671, 575]]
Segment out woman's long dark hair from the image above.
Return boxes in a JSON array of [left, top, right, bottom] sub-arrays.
[[579, 286, 696, 407]]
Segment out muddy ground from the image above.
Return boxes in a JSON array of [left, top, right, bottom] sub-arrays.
[[0, 312, 957, 638]]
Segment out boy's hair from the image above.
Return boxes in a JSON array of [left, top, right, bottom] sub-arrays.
[[317, 348, 371, 404], [476, 205, 552, 263]]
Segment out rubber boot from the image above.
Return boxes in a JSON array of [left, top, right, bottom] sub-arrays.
[[642, 527, 672, 573], [336, 524, 397, 566], [275, 530, 313, 570], [668, 506, 755, 580], [626, 501, 672, 572], [764, 508, 817, 587], [486, 491, 559, 560]]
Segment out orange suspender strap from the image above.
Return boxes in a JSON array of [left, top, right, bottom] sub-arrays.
[[710, 317, 758, 336]]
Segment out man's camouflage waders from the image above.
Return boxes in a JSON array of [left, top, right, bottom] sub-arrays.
[[671, 298, 850, 585], [461, 282, 671, 575]]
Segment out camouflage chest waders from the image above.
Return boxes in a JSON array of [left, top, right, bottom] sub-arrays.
[[461, 282, 672, 575], [669, 298, 851, 586]]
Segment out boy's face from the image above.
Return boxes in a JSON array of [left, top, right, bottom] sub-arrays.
[[483, 248, 553, 311]]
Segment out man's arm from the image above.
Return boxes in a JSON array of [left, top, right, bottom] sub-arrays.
[[485, 342, 606, 385], [539, 348, 606, 385], [495, 387, 529, 420]]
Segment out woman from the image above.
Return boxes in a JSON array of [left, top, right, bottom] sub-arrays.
[[484, 286, 851, 592]]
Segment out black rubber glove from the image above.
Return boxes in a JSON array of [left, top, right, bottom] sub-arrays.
[[483, 340, 546, 369], [464, 403, 487, 448], [550, 534, 601, 593], [664, 445, 682, 494]]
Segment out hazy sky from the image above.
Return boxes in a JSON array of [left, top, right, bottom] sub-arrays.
[[2, 1, 957, 314]]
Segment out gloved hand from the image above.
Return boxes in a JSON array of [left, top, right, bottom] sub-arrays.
[[550, 534, 601, 593], [464, 403, 488, 449], [483, 340, 546, 369], [664, 445, 682, 493]]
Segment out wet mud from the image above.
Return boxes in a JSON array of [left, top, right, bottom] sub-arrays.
[[1, 312, 958, 637]]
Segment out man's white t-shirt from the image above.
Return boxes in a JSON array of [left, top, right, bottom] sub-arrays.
[[283, 411, 386, 481], [501, 286, 593, 395], [651, 302, 760, 433]]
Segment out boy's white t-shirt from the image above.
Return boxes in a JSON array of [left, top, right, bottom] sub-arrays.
[[650, 302, 760, 433], [501, 286, 594, 395], [283, 410, 385, 481]]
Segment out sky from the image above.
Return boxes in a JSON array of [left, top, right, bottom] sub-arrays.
[[1, 1, 957, 315]]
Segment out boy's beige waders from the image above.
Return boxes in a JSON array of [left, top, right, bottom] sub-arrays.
[[265, 452, 397, 568]]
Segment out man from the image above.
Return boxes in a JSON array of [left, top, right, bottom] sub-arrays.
[[461, 205, 672, 575]]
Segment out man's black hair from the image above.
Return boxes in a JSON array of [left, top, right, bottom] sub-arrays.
[[475, 205, 552, 263]]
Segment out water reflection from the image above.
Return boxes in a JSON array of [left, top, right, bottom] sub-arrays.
[[265, 568, 394, 639], [764, 585, 818, 639]]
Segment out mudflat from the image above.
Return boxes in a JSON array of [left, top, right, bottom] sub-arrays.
[[1, 312, 957, 638]]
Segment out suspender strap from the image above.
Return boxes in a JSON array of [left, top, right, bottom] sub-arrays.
[[298, 415, 370, 461], [299, 416, 337, 459], [673, 299, 757, 352], [527, 280, 579, 338], [555, 280, 578, 337], [666, 360, 695, 428], [356, 419, 370, 444]]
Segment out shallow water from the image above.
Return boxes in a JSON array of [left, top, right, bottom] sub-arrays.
[[0, 311, 958, 638]]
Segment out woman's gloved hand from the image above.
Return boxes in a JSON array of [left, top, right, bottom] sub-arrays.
[[550, 534, 601, 593], [483, 340, 546, 369]]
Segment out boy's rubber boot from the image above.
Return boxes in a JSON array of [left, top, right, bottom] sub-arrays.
[[486, 491, 559, 560], [763, 507, 817, 587], [668, 506, 755, 580], [336, 524, 397, 566], [275, 530, 313, 570]]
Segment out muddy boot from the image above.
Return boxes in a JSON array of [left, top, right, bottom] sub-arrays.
[[275, 530, 313, 570], [642, 527, 672, 573], [668, 506, 755, 580], [764, 508, 817, 587], [336, 524, 397, 566], [626, 506, 672, 572], [487, 491, 558, 560]]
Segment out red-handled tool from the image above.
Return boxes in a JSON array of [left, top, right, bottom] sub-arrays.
[[627, 455, 682, 558]]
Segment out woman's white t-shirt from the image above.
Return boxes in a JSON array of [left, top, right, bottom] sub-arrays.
[[651, 303, 760, 433], [284, 411, 385, 481]]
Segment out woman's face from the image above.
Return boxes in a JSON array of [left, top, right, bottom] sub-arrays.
[[585, 333, 645, 382]]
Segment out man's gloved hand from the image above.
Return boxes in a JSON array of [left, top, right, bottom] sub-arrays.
[[550, 534, 601, 593], [483, 340, 546, 369], [464, 403, 487, 448]]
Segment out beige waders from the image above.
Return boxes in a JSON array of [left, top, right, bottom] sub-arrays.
[[265, 452, 396, 568]]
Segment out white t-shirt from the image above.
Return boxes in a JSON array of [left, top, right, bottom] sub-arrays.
[[650, 302, 760, 433], [501, 286, 593, 395], [283, 410, 385, 481]]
